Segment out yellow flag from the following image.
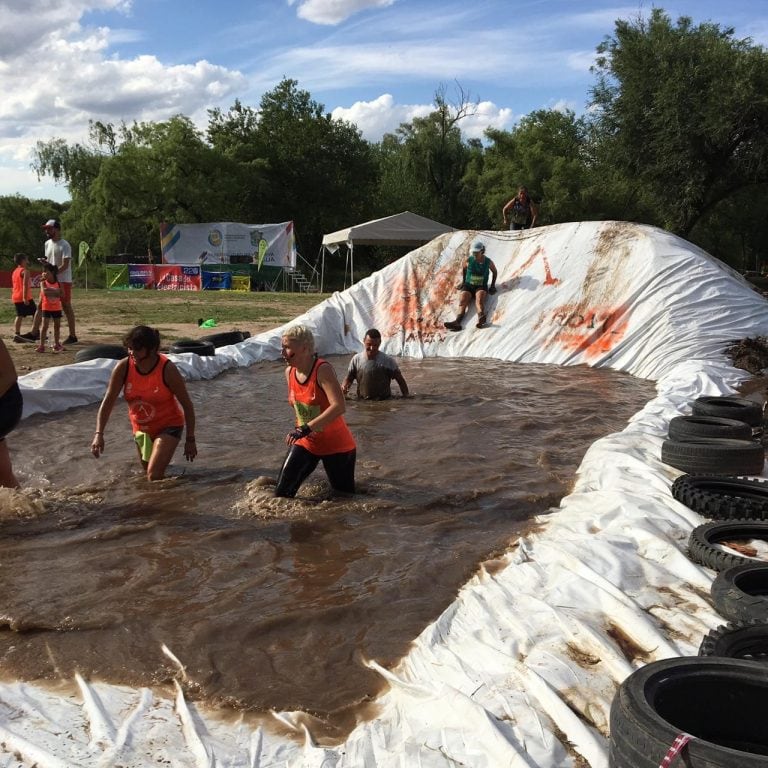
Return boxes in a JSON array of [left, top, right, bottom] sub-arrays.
[[78, 241, 90, 267]]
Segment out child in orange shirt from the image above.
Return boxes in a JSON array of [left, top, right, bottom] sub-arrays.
[[11, 253, 36, 342], [37, 261, 64, 353]]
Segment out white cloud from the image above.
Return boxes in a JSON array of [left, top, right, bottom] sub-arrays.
[[331, 94, 514, 142], [291, 0, 397, 26]]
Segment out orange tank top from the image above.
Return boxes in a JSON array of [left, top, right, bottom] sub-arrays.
[[288, 358, 356, 456], [40, 278, 62, 312], [12, 267, 30, 303], [124, 354, 184, 438]]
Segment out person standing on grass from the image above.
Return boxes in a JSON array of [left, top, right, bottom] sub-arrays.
[[42, 219, 77, 344], [91, 325, 197, 481], [11, 253, 36, 342], [37, 262, 64, 353], [341, 328, 410, 400], [275, 325, 356, 498], [0, 339, 23, 488]]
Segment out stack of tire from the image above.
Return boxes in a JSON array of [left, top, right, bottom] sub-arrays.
[[661, 395, 765, 475], [610, 397, 768, 765], [168, 330, 250, 357]]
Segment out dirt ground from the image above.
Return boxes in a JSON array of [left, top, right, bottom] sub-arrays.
[[7, 319, 281, 376], [728, 336, 768, 398]]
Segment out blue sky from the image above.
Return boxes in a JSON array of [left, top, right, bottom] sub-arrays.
[[1, 0, 765, 203]]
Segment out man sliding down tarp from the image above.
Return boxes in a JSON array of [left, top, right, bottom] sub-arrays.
[[8, 221, 768, 768]]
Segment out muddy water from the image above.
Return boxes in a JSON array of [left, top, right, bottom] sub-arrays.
[[0, 357, 655, 735]]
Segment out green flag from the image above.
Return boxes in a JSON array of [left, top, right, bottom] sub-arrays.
[[257, 237, 268, 270], [78, 241, 90, 267]]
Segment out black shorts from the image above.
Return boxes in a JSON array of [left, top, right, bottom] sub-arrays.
[[0, 383, 23, 440], [275, 444, 356, 498], [459, 284, 487, 297], [14, 300, 36, 317], [42, 310, 63, 319]]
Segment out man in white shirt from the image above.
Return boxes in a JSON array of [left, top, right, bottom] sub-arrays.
[[42, 218, 77, 344]]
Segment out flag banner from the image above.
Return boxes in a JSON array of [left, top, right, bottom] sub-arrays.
[[160, 221, 296, 268], [78, 241, 90, 267]]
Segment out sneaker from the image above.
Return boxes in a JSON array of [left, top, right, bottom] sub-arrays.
[[63, 335, 79, 345], [35, 345, 46, 353], [53, 343, 64, 353], [444, 319, 463, 331], [476, 313, 487, 328], [12, 334, 24, 343], [20, 331, 40, 342]]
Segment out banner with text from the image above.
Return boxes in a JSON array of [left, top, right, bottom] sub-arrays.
[[154, 265, 201, 291], [160, 221, 296, 268]]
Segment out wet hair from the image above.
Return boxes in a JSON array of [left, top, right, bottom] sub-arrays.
[[13, 252, 28, 266], [282, 324, 315, 353], [364, 328, 381, 341], [123, 325, 161, 353]]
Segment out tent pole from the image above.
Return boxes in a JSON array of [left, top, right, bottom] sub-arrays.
[[320, 246, 325, 293], [350, 243, 354, 286]]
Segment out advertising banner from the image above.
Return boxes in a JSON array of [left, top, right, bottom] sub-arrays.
[[160, 221, 296, 268], [201, 271, 233, 290], [154, 265, 201, 291], [128, 264, 156, 289]]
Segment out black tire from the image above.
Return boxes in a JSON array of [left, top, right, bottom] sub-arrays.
[[699, 621, 768, 661], [74, 344, 128, 363], [688, 520, 768, 571], [669, 415, 753, 442], [168, 340, 216, 357], [198, 330, 250, 348], [672, 475, 768, 521], [691, 396, 764, 428], [712, 563, 768, 624], [609, 655, 768, 766], [661, 438, 765, 475]]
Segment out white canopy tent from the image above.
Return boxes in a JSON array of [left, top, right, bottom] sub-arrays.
[[320, 210, 454, 291]]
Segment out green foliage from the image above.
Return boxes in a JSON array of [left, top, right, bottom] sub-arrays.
[[590, 9, 768, 239], [0, 196, 67, 267]]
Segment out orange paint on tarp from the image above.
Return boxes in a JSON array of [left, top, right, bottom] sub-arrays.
[[380, 258, 456, 343], [542, 253, 560, 286], [498, 245, 560, 291], [539, 303, 631, 360]]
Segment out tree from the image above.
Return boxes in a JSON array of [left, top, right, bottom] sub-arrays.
[[225, 79, 378, 258], [590, 9, 768, 238], [479, 109, 592, 227], [376, 85, 477, 227]]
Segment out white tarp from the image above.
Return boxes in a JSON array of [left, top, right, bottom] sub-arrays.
[[6, 220, 768, 767], [160, 221, 297, 267]]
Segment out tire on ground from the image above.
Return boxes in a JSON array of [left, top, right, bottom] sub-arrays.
[[168, 340, 216, 357], [74, 344, 128, 363], [668, 415, 753, 442], [661, 438, 765, 475], [198, 330, 250, 348], [712, 563, 768, 624], [691, 396, 764, 428], [609, 655, 768, 767], [699, 620, 768, 661], [671, 475, 768, 521], [688, 520, 768, 571]]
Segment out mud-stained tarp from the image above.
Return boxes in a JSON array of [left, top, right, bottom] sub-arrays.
[[5, 221, 768, 767]]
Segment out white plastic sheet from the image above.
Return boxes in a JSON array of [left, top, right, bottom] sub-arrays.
[[6, 221, 768, 767]]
